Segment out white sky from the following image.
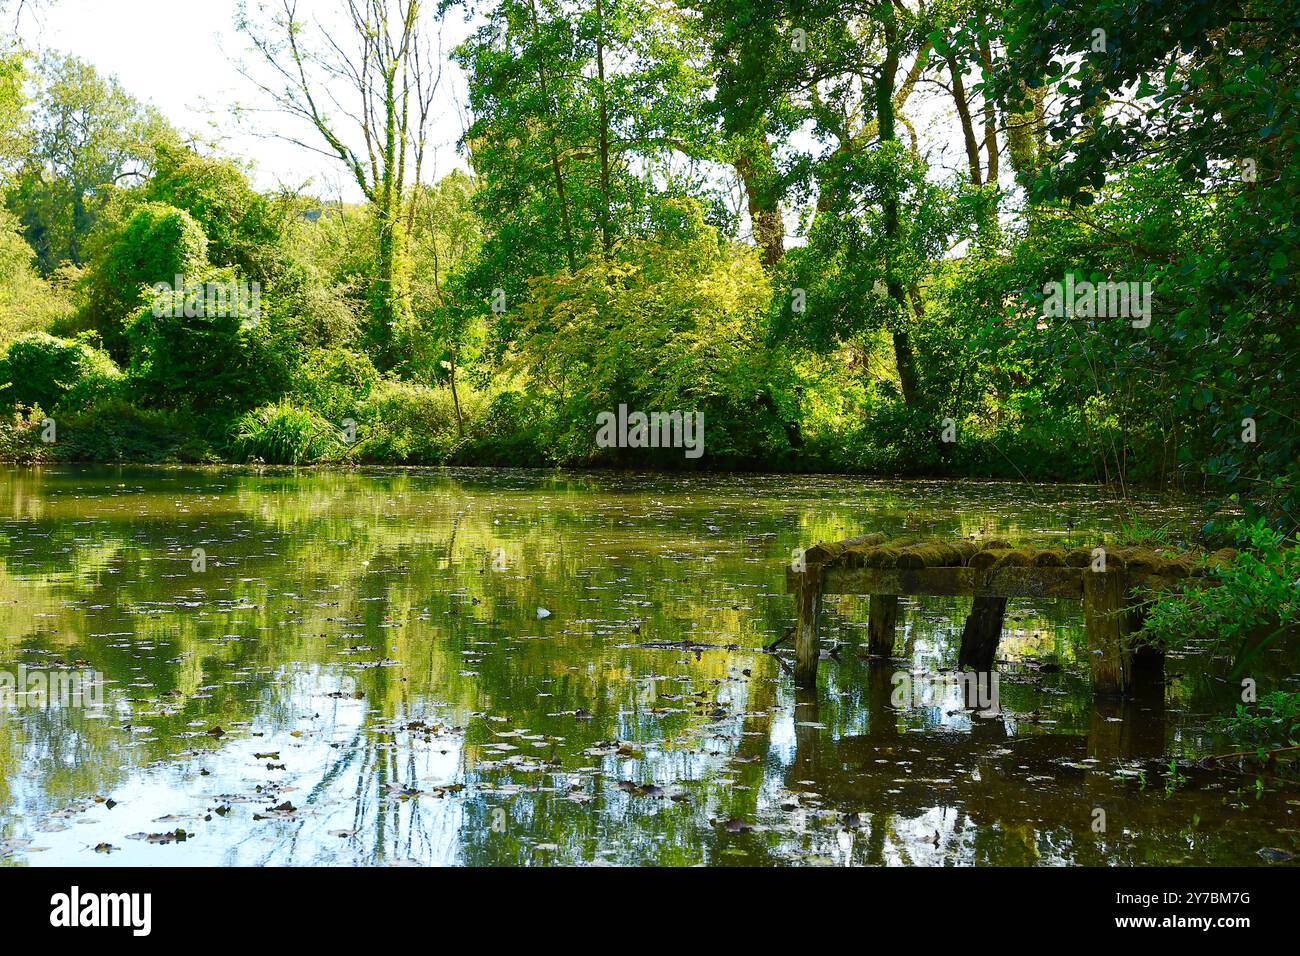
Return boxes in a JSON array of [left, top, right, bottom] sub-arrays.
[[16, 0, 478, 201]]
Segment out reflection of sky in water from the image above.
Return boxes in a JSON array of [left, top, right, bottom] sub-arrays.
[[0, 466, 1296, 866], [10, 669, 470, 865]]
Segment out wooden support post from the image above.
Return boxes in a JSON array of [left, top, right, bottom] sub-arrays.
[[867, 594, 899, 656], [792, 686, 822, 779], [1127, 599, 1165, 694], [957, 595, 1007, 671], [1084, 570, 1129, 696], [794, 566, 823, 688]]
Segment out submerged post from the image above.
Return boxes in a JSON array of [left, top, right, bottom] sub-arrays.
[[957, 595, 1007, 671], [1083, 570, 1128, 696], [867, 594, 898, 656], [1126, 597, 1165, 693], [794, 566, 823, 687]]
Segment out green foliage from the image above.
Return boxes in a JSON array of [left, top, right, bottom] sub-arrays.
[[231, 400, 346, 465], [353, 379, 466, 464], [458, 389, 548, 466], [1220, 691, 1300, 749], [291, 347, 379, 422], [0, 404, 51, 464], [1004, 0, 1300, 525], [516, 229, 792, 465], [0, 207, 72, 341], [78, 201, 208, 360], [454, 0, 716, 323], [401, 171, 484, 381], [1143, 520, 1300, 675], [7, 51, 167, 274], [141, 138, 294, 286], [0, 45, 30, 174], [56, 396, 205, 463], [0, 331, 120, 411], [123, 269, 286, 415], [0, 0, 1292, 545]]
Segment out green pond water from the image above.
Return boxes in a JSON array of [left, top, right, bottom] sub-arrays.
[[0, 466, 1296, 866]]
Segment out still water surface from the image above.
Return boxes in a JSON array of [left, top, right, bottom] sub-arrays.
[[0, 466, 1296, 866]]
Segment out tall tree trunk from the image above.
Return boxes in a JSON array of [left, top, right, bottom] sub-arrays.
[[70, 190, 87, 265], [372, 58, 412, 369], [877, 3, 921, 407], [944, 51, 983, 186], [448, 344, 464, 439], [977, 37, 999, 188], [733, 136, 784, 268], [529, 0, 576, 272], [374, 206, 403, 366], [594, 0, 613, 255]]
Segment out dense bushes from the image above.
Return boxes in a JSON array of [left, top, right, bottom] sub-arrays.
[[77, 202, 208, 360], [123, 270, 285, 414], [1144, 520, 1300, 675], [515, 232, 798, 467], [290, 347, 379, 423], [458, 390, 547, 466], [352, 380, 465, 464], [231, 400, 346, 464], [57, 396, 208, 463], [0, 406, 52, 464], [0, 332, 120, 411], [0, 208, 73, 341]]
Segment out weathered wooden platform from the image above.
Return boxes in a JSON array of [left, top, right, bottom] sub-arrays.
[[786, 534, 1234, 697]]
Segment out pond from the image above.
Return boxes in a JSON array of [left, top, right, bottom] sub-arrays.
[[0, 466, 1295, 866]]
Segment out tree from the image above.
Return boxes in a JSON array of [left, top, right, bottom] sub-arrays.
[[715, 1, 935, 405], [0, 44, 28, 176], [453, 0, 716, 318], [237, 0, 443, 369], [516, 226, 788, 464], [7, 51, 165, 273], [142, 136, 295, 286], [404, 168, 482, 433], [1004, 0, 1300, 524], [77, 202, 209, 361]]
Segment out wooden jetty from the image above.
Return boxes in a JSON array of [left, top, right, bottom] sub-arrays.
[[786, 533, 1235, 697]]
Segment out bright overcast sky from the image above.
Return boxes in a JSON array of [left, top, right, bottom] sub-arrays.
[[16, 0, 479, 201]]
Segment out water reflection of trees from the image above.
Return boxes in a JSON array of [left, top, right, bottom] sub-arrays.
[[0, 467, 1279, 865]]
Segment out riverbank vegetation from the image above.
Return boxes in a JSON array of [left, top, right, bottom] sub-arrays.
[[0, 0, 1295, 536]]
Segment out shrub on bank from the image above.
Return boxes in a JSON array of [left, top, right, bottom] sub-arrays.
[[1143, 519, 1300, 674], [56, 397, 208, 463], [454, 389, 549, 466], [0, 405, 53, 464], [0, 333, 122, 412], [231, 400, 346, 464], [352, 379, 464, 464], [291, 347, 379, 423]]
